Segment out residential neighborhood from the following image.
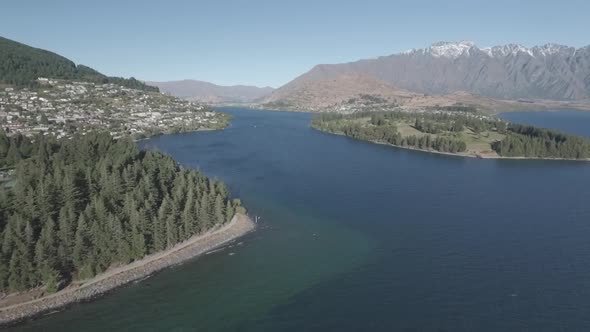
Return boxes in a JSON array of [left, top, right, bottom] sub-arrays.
[[0, 78, 228, 139]]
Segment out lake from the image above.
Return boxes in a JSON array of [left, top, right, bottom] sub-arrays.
[[10, 109, 590, 331]]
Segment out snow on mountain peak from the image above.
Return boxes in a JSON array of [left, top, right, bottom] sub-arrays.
[[532, 43, 572, 56], [428, 41, 476, 58], [489, 44, 533, 57], [480, 47, 493, 57], [402, 41, 580, 59]]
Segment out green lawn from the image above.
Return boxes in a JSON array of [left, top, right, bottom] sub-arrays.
[[357, 118, 505, 156]]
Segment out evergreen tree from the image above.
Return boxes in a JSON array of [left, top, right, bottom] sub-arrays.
[[0, 132, 240, 292], [225, 200, 234, 223], [214, 194, 225, 226], [73, 214, 90, 274]]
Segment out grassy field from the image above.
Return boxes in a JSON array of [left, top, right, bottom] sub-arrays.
[[396, 122, 426, 137], [396, 120, 505, 156], [353, 118, 505, 156], [458, 129, 505, 156]]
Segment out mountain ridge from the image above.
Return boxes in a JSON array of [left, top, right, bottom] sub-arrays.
[[146, 79, 274, 104], [403, 41, 582, 58], [261, 41, 590, 112]]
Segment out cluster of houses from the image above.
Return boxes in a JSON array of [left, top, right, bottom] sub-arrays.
[[329, 102, 497, 123], [0, 79, 222, 139]]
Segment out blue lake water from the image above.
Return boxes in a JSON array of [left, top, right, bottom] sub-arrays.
[[501, 110, 590, 138], [10, 109, 590, 331]]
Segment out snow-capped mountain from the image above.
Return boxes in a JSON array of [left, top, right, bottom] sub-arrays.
[[407, 41, 576, 59], [272, 41, 590, 101], [428, 41, 477, 58]]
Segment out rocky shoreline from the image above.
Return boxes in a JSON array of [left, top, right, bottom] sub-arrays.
[[0, 213, 255, 327]]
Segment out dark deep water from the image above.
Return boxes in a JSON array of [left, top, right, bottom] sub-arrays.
[[10, 109, 590, 331]]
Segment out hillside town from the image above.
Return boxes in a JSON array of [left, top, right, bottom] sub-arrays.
[[0, 78, 228, 139]]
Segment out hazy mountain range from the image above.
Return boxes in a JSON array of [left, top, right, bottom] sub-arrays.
[[262, 41, 590, 112], [146, 80, 274, 104]]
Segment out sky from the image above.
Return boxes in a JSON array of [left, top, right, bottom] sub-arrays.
[[2, 0, 589, 88]]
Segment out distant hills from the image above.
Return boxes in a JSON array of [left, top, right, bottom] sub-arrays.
[[146, 80, 274, 104], [262, 41, 590, 112], [0, 36, 158, 92]]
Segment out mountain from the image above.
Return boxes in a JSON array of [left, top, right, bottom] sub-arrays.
[[0, 36, 158, 92], [264, 41, 590, 111], [263, 73, 417, 111], [262, 72, 527, 113], [146, 80, 274, 104]]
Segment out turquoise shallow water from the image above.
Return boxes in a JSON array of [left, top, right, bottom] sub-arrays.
[[9, 109, 590, 331]]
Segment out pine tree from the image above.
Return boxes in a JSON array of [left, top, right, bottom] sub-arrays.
[[34, 217, 59, 291], [155, 197, 171, 251], [8, 251, 25, 291], [198, 193, 210, 230], [182, 189, 196, 239], [165, 215, 178, 248], [57, 204, 75, 262], [225, 200, 234, 223], [73, 214, 90, 272], [129, 209, 146, 259], [214, 195, 225, 226], [112, 215, 131, 263]]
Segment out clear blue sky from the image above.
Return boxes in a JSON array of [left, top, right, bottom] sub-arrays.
[[2, 0, 589, 87]]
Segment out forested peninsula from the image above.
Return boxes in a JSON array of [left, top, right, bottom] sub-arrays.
[[0, 130, 252, 324], [311, 111, 590, 160]]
